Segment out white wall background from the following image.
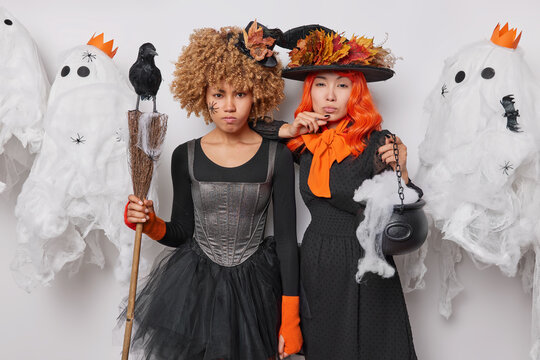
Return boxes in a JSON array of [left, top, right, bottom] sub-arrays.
[[1, 0, 539, 359]]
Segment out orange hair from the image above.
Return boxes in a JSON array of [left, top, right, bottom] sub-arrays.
[[287, 71, 382, 156]]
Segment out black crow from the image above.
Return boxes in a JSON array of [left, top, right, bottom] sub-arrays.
[[129, 43, 161, 112]]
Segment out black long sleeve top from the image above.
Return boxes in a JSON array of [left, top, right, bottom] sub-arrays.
[[157, 138, 299, 296]]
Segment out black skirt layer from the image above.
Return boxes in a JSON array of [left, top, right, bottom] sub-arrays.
[[121, 237, 281, 360]]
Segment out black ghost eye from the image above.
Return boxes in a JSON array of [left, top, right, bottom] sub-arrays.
[[77, 66, 90, 77], [481, 67, 495, 79], [455, 71, 466, 83], [61, 66, 70, 77], [4, 19, 13, 26]]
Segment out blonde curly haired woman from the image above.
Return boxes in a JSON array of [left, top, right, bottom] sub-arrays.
[[123, 22, 302, 360]]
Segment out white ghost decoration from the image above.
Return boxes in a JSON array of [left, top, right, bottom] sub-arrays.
[[407, 24, 540, 359], [11, 35, 156, 292], [0, 7, 49, 194]]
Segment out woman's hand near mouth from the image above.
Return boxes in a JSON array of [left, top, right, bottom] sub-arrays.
[[279, 111, 329, 138]]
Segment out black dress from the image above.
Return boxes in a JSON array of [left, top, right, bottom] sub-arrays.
[[121, 138, 299, 360], [253, 122, 418, 360]]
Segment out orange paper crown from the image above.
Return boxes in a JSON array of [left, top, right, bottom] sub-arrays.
[[87, 33, 118, 58], [490, 23, 522, 49]]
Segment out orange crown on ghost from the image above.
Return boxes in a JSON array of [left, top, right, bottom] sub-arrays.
[[490, 23, 522, 49], [87, 33, 118, 58]]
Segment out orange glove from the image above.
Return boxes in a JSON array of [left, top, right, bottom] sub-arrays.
[[124, 202, 136, 230], [123, 201, 166, 240], [279, 295, 303, 355]]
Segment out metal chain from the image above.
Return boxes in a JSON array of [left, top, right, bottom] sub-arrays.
[[391, 133, 405, 211]]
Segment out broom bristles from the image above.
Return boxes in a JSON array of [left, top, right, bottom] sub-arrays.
[[127, 110, 168, 200]]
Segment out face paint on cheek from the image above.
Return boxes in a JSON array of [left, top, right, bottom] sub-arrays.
[[208, 101, 219, 115]]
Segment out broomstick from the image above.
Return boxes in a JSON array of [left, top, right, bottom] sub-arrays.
[[122, 109, 167, 360]]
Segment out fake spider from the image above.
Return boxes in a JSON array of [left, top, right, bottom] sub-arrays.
[[500, 161, 514, 175], [82, 51, 96, 63], [71, 133, 86, 144]]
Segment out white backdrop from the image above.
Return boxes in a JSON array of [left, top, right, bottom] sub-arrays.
[[1, 0, 539, 359]]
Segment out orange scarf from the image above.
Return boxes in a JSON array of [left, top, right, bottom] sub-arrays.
[[301, 117, 352, 198]]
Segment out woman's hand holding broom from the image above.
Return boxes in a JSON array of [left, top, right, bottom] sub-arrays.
[[126, 195, 155, 223], [124, 195, 165, 241]]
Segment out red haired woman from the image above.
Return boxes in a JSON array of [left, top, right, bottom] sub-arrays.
[[253, 25, 421, 359]]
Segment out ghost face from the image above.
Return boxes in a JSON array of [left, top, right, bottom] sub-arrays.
[[0, 7, 19, 54], [428, 42, 535, 143], [0, 6, 49, 118], [42, 44, 133, 174], [310, 71, 352, 122], [48, 45, 130, 102], [0, 9, 14, 36], [205, 82, 254, 133], [421, 40, 540, 174]]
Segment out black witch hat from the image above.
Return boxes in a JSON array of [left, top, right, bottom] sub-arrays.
[[276, 24, 395, 82], [235, 20, 283, 68]]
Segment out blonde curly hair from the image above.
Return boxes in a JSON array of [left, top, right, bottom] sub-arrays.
[[170, 27, 284, 124]]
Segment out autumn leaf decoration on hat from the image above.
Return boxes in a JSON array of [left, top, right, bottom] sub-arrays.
[[236, 20, 281, 68], [288, 30, 391, 68], [243, 20, 276, 61], [278, 25, 396, 81]]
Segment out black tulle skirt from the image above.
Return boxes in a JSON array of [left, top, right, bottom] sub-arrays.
[[120, 237, 281, 360]]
